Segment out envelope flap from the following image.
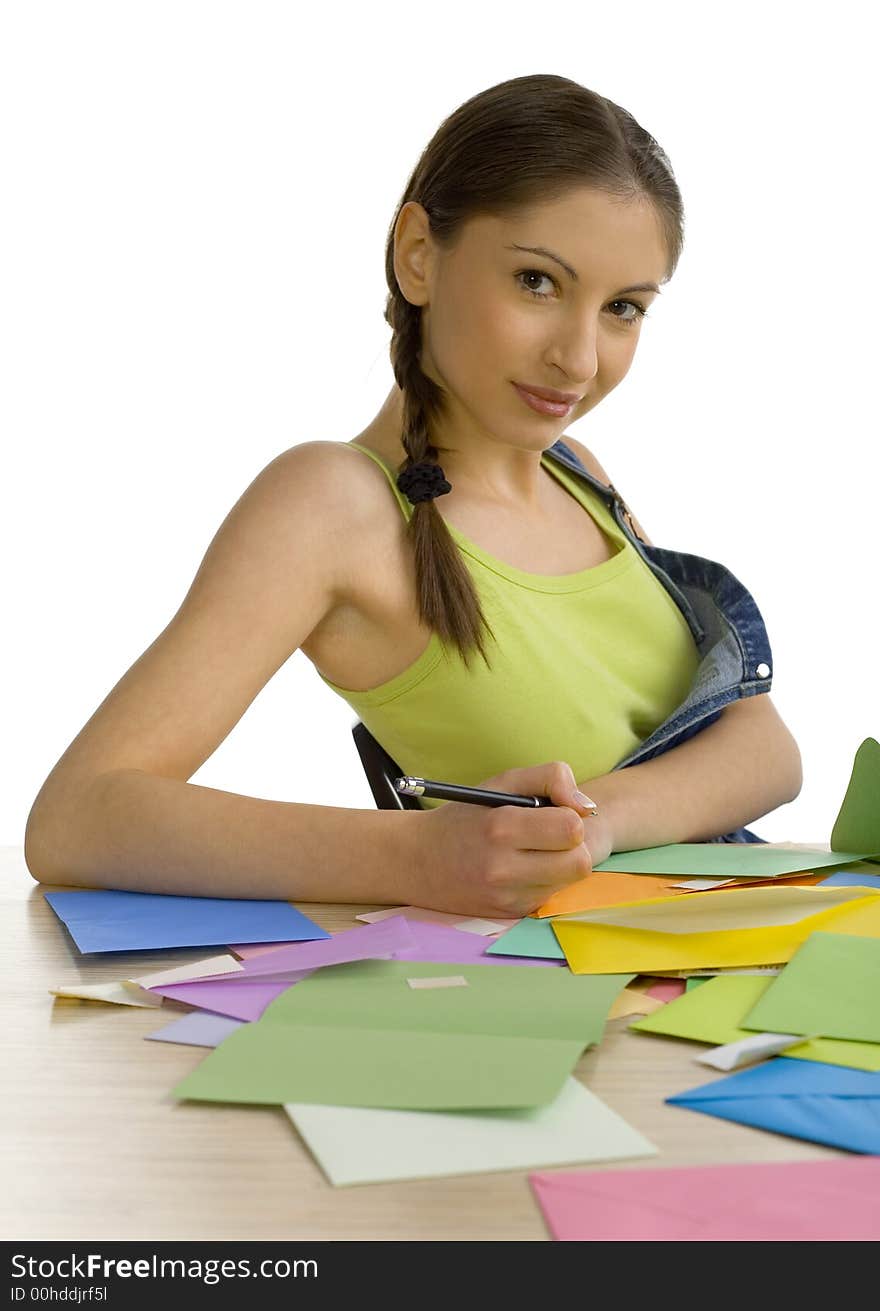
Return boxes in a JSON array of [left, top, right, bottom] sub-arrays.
[[559, 886, 876, 934], [670, 1056, 880, 1101]]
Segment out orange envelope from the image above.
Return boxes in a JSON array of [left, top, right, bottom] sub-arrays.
[[715, 872, 827, 892], [535, 868, 826, 920], [535, 872, 688, 919]]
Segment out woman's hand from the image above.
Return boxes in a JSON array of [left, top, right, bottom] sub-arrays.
[[410, 760, 610, 919], [580, 801, 614, 870]]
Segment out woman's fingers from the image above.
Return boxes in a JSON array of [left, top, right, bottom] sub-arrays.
[[479, 760, 598, 816]]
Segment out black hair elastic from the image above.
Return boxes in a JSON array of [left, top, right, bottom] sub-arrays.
[[396, 461, 452, 505]]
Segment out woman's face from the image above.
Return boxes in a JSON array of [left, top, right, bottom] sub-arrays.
[[396, 187, 669, 455]]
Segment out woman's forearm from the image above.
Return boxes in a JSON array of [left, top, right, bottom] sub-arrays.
[[24, 768, 421, 902], [579, 695, 804, 852]]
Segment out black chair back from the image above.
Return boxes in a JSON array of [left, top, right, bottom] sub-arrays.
[[351, 721, 422, 810]]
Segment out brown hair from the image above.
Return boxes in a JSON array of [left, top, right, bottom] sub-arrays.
[[382, 73, 685, 670]]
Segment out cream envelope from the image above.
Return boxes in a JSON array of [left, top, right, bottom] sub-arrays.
[[49, 980, 164, 1008], [555, 884, 876, 932], [607, 987, 666, 1019], [130, 953, 244, 987]]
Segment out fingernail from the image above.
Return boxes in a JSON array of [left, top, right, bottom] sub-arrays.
[[574, 791, 599, 815]]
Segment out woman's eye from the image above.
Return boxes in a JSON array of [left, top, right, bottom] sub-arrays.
[[516, 269, 557, 299], [608, 299, 650, 325], [516, 272, 650, 326]]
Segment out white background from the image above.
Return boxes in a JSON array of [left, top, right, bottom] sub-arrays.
[[4, 2, 877, 848]]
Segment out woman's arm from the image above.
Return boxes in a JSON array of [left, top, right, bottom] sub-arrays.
[[578, 693, 804, 851], [25, 442, 419, 901], [27, 766, 424, 901], [24, 442, 593, 916]]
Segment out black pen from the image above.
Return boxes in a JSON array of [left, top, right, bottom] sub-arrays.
[[394, 775, 599, 814]]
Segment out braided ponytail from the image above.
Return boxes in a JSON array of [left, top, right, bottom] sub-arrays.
[[383, 289, 496, 671]]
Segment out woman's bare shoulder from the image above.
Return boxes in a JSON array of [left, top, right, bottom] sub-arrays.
[[271, 439, 399, 515], [558, 433, 654, 547], [266, 438, 407, 595], [556, 433, 613, 487]]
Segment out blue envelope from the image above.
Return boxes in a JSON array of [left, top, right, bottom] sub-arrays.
[[818, 870, 880, 891], [44, 889, 330, 954], [667, 1058, 880, 1153]]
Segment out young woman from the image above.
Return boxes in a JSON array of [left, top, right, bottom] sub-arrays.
[[24, 74, 802, 917]]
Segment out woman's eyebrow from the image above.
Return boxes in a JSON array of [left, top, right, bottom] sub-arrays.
[[505, 243, 661, 295]]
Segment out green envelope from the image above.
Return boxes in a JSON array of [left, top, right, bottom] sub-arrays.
[[173, 960, 632, 1111], [830, 737, 880, 856], [594, 844, 874, 878], [592, 737, 880, 882], [630, 973, 880, 1072], [742, 932, 880, 1043]]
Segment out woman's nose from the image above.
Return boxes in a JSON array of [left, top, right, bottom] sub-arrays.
[[547, 314, 600, 385]]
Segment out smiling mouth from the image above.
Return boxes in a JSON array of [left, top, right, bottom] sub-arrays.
[[512, 383, 580, 416], [514, 383, 582, 404]]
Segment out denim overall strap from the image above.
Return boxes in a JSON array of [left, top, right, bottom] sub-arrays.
[[544, 439, 771, 845]]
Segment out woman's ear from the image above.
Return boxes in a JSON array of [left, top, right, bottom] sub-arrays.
[[393, 202, 434, 307]]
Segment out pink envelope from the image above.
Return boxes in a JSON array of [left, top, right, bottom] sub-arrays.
[[644, 979, 686, 1002], [530, 1158, 880, 1241], [229, 942, 295, 960]]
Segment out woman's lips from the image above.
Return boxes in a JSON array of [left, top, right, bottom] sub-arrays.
[[512, 383, 575, 417]]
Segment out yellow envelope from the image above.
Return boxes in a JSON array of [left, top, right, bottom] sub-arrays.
[[553, 886, 880, 974]]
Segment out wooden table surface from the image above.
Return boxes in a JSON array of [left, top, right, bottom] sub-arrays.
[[1, 845, 844, 1242]]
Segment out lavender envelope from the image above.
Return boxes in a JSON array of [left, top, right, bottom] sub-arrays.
[[227, 917, 563, 978], [153, 979, 293, 1021], [198, 916, 417, 981], [146, 1011, 245, 1047], [149, 916, 418, 1020], [149, 916, 561, 1020], [391, 919, 565, 969]]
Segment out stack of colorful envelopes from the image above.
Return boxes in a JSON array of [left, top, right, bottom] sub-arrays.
[[41, 736, 880, 1220]]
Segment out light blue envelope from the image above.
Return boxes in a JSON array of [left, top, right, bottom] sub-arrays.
[[818, 871, 880, 891], [667, 1058, 880, 1154]]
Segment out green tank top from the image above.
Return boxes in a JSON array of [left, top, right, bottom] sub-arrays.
[[317, 443, 700, 807]]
